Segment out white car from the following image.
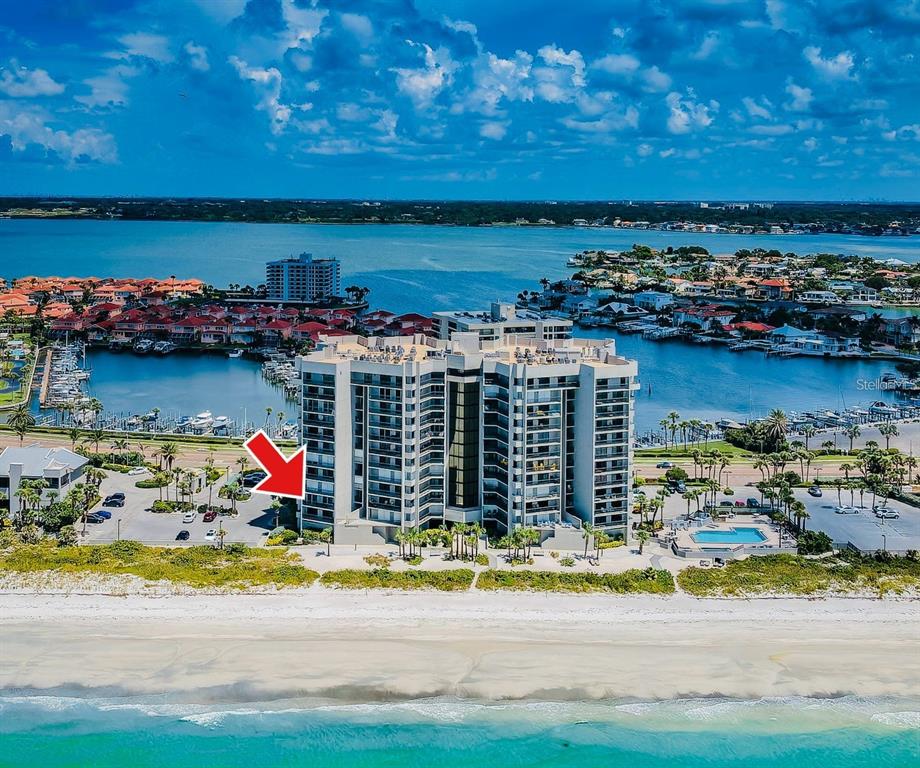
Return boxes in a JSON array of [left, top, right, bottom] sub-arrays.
[[182, 511, 196, 524], [874, 507, 900, 519], [834, 505, 858, 514], [127, 467, 148, 476], [204, 529, 218, 541]]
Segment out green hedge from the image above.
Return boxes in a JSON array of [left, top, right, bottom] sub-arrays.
[[477, 568, 675, 594], [320, 568, 475, 591]]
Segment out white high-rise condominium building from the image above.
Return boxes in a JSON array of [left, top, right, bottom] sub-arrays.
[[266, 252, 341, 302], [433, 303, 572, 342], [298, 329, 638, 545]]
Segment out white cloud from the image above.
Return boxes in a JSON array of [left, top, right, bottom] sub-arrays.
[[561, 106, 638, 133], [75, 65, 136, 109], [742, 96, 773, 121], [116, 32, 173, 63], [340, 13, 373, 43], [230, 55, 307, 134], [183, 42, 210, 72], [691, 31, 720, 61], [641, 65, 671, 93], [0, 102, 117, 164], [593, 53, 639, 75], [534, 45, 585, 103], [0, 61, 64, 97], [665, 91, 718, 134], [637, 143, 653, 157], [803, 46, 855, 80], [480, 120, 508, 140], [465, 51, 533, 115], [784, 82, 813, 112], [392, 43, 458, 109]]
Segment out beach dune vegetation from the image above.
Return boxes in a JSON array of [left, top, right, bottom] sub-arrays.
[[320, 568, 474, 591], [477, 568, 675, 594]]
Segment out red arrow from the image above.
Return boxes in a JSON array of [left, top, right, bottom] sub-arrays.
[[243, 429, 306, 500]]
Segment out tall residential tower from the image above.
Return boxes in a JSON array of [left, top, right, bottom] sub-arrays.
[[298, 329, 638, 546], [266, 252, 341, 302]]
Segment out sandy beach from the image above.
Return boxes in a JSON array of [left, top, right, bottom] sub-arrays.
[[1, 591, 918, 703]]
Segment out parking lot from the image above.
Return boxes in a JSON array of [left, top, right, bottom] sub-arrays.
[[794, 489, 920, 554], [82, 470, 280, 546]]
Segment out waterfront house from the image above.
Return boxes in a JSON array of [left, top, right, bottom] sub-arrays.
[[809, 306, 868, 323], [726, 321, 775, 337], [291, 321, 331, 343], [797, 290, 841, 304], [757, 278, 794, 300], [769, 325, 861, 356], [0, 445, 89, 518], [200, 318, 232, 344], [633, 290, 675, 311], [884, 317, 920, 347], [672, 305, 736, 330]]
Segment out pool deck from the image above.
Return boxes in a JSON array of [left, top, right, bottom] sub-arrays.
[[667, 516, 794, 560]]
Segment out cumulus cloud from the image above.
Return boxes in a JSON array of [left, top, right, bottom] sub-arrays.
[[534, 45, 585, 103], [183, 41, 210, 72], [230, 55, 306, 134], [784, 83, 813, 112], [0, 102, 117, 164], [392, 42, 457, 109], [803, 46, 855, 80], [75, 65, 136, 109], [665, 90, 719, 134], [115, 32, 174, 63], [0, 61, 64, 97]]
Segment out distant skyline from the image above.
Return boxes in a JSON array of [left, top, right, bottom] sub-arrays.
[[2, 1, 919, 200]]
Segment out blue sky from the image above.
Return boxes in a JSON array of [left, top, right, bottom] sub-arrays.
[[1, 0, 919, 200]]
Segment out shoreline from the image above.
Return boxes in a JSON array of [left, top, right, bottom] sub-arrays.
[[2, 591, 918, 703]]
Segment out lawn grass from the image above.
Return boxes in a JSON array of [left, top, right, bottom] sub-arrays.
[[677, 553, 920, 597], [0, 540, 319, 589], [477, 568, 676, 594], [635, 441, 754, 459], [320, 568, 475, 591]]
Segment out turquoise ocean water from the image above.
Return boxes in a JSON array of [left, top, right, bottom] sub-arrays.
[[0, 694, 917, 767]]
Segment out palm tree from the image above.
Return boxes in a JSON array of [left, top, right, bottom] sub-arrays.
[[764, 409, 788, 444], [270, 497, 283, 528], [7, 404, 35, 445], [635, 529, 650, 555], [845, 424, 861, 453], [878, 423, 899, 450], [68, 426, 82, 449], [802, 424, 816, 451], [157, 442, 178, 472], [219, 481, 248, 515]]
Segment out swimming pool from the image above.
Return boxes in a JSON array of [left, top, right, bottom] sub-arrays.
[[691, 527, 768, 545]]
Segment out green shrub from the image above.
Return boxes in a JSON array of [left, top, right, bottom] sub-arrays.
[[477, 568, 675, 594], [267, 529, 298, 546], [677, 553, 920, 597], [797, 530, 833, 555], [406, 555, 423, 565], [320, 568, 474, 591], [363, 553, 390, 568], [560, 556, 575, 567], [474, 553, 489, 566], [136, 477, 169, 489], [0, 540, 318, 589]]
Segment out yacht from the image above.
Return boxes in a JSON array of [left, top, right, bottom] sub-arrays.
[[228, 349, 243, 358], [134, 339, 154, 354], [190, 411, 214, 430], [153, 341, 177, 354]]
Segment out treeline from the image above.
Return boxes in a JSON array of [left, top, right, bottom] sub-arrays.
[[1, 197, 918, 231]]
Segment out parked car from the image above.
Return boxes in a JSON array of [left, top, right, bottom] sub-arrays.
[[674, 481, 687, 493], [746, 498, 760, 508], [807, 486, 822, 497], [176, 530, 190, 541], [94, 510, 112, 520], [734, 500, 746, 507], [835, 505, 858, 514], [874, 507, 900, 519], [182, 511, 196, 524], [713, 558, 726, 568], [656, 461, 673, 469], [103, 498, 125, 508], [698, 560, 712, 568], [204, 529, 218, 541], [241, 471, 267, 488], [127, 467, 148, 476], [719, 501, 734, 508], [106, 492, 126, 501], [85, 513, 105, 524], [202, 509, 217, 523]]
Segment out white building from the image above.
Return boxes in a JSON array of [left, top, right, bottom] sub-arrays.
[[298, 331, 638, 546], [266, 252, 341, 302], [433, 303, 572, 342], [0, 445, 88, 519], [633, 291, 675, 311]]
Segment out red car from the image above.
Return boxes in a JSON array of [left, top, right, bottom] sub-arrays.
[[202, 509, 217, 523]]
